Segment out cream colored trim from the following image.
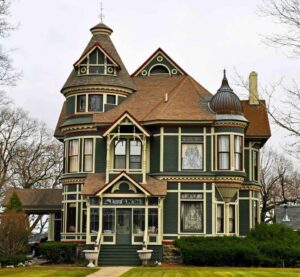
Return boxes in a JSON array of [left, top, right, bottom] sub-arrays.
[[148, 63, 171, 76], [178, 127, 182, 171]]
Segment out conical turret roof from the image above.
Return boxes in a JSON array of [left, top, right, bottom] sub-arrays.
[[210, 70, 243, 115], [61, 22, 136, 92]]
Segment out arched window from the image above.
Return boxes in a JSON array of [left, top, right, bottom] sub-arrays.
[[149, 65, 170, 75]]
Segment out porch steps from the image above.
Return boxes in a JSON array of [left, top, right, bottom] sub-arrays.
[[98, 245, 163, 266]]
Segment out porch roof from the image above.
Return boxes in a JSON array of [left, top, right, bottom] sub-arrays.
[[82, 173, 167, 196], [2, 189, 62, 214]]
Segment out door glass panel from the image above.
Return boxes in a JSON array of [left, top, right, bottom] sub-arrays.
[[117, 210, 130, 235]]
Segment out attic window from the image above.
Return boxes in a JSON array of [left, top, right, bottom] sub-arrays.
[[149, 65, 170, 75], [78, 48, 117, 76]]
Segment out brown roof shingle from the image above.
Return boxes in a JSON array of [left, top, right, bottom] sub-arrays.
[[241, 100, 271, 137], [2, 189, 62, 211], [93, 75, 215, 124], [82, 173, 167, 196], [54, 102, 66, 138]]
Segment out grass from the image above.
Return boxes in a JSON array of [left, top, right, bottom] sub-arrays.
[[122, 267, 300, 277], [0, 266, 97, 277]]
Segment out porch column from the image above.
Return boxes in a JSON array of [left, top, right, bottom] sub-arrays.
[[142, 136, 147, 183], [106, 136, 111, 183], [144, 198, 149, 246], [48, 213, 54, 241], [86, 198, 91, 244], [158, 197, 163, 244]]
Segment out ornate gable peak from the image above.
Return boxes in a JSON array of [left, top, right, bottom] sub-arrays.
[[132, 48, 188, 77], [96, 171, 150, 196], [103, 112, 150, 137], [73, 42, 120, 68]]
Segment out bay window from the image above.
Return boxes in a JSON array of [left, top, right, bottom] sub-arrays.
[[218, 135, 230, 170], [68, 139, 79, 172], [180, 193, 204, 233], [77, 95, 86, 112], [148, 208, 158, 234], [229, 205, 235, 233], [130, 140, 142, 169], [66, 203, 76, 232], [217, 204, 224, 233], [84, 138, 93, 172], [181, 136, 203, 170], [114, 139, 126, 169], [234, 136, 243, 170], [252, 200, 258, 228]]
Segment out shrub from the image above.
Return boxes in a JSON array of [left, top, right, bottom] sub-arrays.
[[175, 224, 300, 267], [39, 242, 78, 263], [0, 254, 27, 266]]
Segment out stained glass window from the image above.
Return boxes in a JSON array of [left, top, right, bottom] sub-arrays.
[[181, 201, 203, 232], [181, 138, 203, 170]]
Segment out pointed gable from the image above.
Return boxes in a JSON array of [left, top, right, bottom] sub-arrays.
[[132, 48, 188, 77]]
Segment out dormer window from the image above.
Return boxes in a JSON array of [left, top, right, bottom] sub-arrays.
[[77, 47, 117, 76], [149, 65, 170, 76]]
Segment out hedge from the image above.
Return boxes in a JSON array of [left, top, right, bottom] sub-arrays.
[[39, 242, 77, 263], [0, 254, 27, 266], [175, 224, 300, 267]]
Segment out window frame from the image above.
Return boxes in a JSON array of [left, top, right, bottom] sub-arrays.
[[234, 135, 243, 171], [216, 203, 225, 234], [253, 150, 259, 181], [228, 204, 236, 234], [114, 139, 127, 170], [129, 139, 142, 170], [83, 138, 94, 172], [88, 94, 103, 112], [217, 135, 230, 170], [68, 139, 79, 173], [181, 136, 204, 171]]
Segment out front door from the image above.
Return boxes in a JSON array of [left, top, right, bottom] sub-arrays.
[[116, 209, 131, 244]]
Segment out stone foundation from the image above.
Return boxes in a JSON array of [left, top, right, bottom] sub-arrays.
[[163, 244, 182, 264]]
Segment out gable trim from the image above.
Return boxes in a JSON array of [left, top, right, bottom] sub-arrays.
[[74, 42, 120, 68], [102, 111, 150, 137], [95, 171, 150, 196], [131, 47, 188, 77]]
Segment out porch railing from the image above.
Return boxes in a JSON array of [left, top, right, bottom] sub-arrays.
[[94, 226, 103, 267]]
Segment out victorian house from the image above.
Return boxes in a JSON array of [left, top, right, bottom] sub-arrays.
[[3, 20, 270, 265]]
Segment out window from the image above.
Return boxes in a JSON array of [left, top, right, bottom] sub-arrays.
[[218, 135, 230, 170], [252, 201, 258, 228], [84, 139, 93, 172], [253, 151, 259, 181], [148, 208, 158, 234], [107, 95, 116, 105], [149, 65, 170, 75], [77, 95, 86, 112], [129, 140, 142, 169], [229, 205, 235, 233], [217, 204, 224, 233], [78, 48, 116, 76], [181, 136, 203, 170], [180, 193, 204, 233], [133, 208, 145, 234], [234, 136, 243, 170], [90, 208, 99, 232], [103, 208, 115, 233], [66, 203, 76, 232], [68, 140, 79, 172], [114, 139, 126, 169], [88, 94, 102, 112]]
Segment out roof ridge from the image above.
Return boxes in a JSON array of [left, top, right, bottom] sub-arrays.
[[141, 76, 188, 121]]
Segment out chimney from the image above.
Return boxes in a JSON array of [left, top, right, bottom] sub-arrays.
[[249, 71, 259, 105]]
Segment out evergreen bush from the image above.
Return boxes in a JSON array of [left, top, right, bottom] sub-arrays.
[[39, 242, 78, 263]]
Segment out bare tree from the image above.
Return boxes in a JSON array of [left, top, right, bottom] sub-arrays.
[[0, 0, 20, 86], [260, 147, 300, 222], [259, 0, 300, 56]]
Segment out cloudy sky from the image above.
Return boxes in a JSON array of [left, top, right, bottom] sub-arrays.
[[3, 0, 299, 147]]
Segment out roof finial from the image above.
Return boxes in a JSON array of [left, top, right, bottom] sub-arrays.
[[223, 69, 227, 80], [100, 1, 104, 23]]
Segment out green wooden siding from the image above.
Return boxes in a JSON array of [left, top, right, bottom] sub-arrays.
[[118, 96, 126, 105], [95, 138, 106, 172], [182, 127, 203, 133], [239, 199, 250, 236], [163, 136, 178, 172], [181, 183, 203, 190], [66, 96, 75, 115], [167, 183, 178, 190], [206, 193, 212, 234], [245, 149, 250, 181], [150, 136, 160, 173], [163, 193, 178, 234], [206, 136, 212, 172], [215, 127, 245, 133]]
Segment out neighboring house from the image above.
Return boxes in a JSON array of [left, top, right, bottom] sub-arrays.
[[275, 205, 300, 231], [3, 20, 271, 265]]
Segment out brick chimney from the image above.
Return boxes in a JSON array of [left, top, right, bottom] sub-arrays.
[[249, 71, 259, 105]]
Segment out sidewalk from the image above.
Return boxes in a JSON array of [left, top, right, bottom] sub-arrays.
[[87, 266, 132, 277]]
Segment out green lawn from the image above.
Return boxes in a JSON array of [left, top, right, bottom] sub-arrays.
[[0, 266, 97, 277], [122, 267, 300, 277]]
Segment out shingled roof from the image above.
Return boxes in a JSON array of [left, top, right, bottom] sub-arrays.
[[2, 189, 62, 213], [62, 24, 136, 92], [93, 75, 215, 124], [241, 100, 271, 138]]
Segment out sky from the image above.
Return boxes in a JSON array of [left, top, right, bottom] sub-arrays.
[[2, 0, 300, 150]]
